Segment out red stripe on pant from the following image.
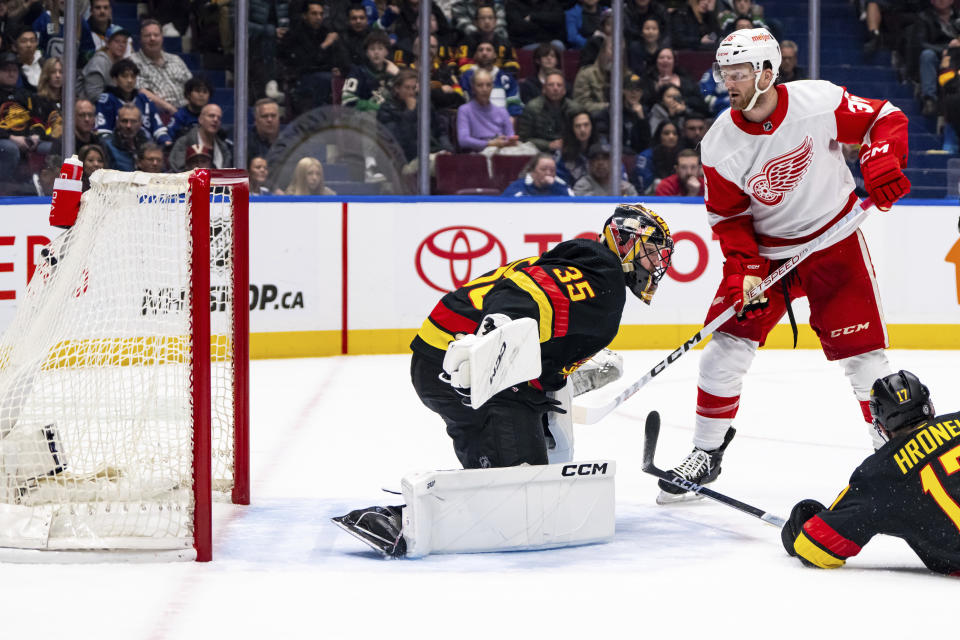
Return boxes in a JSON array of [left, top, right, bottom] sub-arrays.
[[859, 400, 873, 423], [696, 388, 741, 420]]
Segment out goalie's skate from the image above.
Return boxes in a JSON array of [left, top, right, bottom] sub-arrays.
[[656, 427, 735, 505], [332, 505, 406, 558]]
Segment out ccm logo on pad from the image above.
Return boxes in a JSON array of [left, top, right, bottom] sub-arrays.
[[830, 322, 870, 338], [562, 463, 609, 476]]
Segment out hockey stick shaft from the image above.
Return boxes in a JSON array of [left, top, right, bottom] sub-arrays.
[[641, 412, 786, 527], [573, 197, 874, 425]]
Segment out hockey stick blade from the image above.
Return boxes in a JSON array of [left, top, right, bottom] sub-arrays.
[[641, 410, 661, 473], [573, 198, 874, 425], [641, 412, 786, 528]]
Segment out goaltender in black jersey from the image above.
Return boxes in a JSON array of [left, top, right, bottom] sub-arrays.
[[782, 370, 960, 576], [409, 204, 674, 470], [332, 205, 674, 558]]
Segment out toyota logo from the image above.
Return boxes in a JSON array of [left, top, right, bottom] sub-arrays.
[[415, 226, 507, 293]]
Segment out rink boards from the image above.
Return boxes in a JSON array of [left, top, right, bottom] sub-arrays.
[[1, 196, 958, 357]]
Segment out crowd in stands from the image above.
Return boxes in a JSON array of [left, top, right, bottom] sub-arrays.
[[1, 0, 948, 197], [855, 0, 960, 123]]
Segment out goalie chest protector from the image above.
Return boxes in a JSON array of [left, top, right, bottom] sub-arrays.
[[411, 238, 626, 391]]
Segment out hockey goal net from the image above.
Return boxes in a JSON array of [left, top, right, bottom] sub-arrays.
[[0, 169, 249, 562]]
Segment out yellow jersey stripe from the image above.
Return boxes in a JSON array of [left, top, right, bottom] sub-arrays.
[[829, 485, 850, 510], [507, 271, 552, 343], [417, 318, 455, 351], [793, 532, 846, 569]]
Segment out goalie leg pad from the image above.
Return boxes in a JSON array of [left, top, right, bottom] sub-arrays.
[[400, 460, 616, 558], [546, 383, 574, 464]]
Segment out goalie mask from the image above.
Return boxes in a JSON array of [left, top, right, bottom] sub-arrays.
[[602, 204, 673, 304], [869, 370, 934, 439]]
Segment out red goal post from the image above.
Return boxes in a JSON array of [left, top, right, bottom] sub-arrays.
[[192, 169, 250, 561]]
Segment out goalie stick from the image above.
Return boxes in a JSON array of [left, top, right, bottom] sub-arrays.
[[641, 411, 785, 527], [573, 197, 875, 425]]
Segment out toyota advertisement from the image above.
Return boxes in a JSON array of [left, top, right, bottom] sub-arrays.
[[1, 199, 958, 357]]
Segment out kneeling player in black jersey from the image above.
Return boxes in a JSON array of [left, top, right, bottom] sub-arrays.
[[409, 204, 674, 470], [782, 370, 960, 575], [333, 205, 674, 557]]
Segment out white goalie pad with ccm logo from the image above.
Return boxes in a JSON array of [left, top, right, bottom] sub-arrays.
[[399, 460, 615, 558]]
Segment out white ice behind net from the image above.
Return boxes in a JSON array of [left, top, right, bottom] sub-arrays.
[[0, 171, 236, 551]]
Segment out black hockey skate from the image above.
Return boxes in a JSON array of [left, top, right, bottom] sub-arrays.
[[656, 427, 735, 505], [332, 505, 407, 558]]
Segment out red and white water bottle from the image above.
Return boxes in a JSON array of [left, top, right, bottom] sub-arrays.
[[49, 154, 84, 228]]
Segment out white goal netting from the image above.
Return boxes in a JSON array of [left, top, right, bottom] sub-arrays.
[[0, 170, 242, 553]]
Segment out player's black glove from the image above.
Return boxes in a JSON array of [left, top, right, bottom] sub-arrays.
[[781, 498, 826, 558], [508, 383, 566, 414]]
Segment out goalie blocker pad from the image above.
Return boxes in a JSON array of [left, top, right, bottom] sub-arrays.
[[400, 460, 615, 558], [445, 317, 542, 409]]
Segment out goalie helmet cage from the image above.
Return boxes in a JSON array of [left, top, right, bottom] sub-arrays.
[[0, 169, 249, 562]]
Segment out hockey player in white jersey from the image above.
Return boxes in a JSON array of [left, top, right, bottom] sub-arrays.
[[658, 28, 912, 503]]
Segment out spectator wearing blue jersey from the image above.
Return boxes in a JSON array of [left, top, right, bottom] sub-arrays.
[[361, 0, 379, 26], [95, 59, 172, 147], [32, 0, 95, 60], [167, 76, 212, 142], [565, 0, 605, 50], [698, 66, 729, 116], [502, 153, 574, 196], [459, 41, 522, 116]]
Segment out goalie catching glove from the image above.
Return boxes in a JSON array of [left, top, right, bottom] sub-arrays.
[[859, 141, 910, 211], [723, 256, 769, 321]]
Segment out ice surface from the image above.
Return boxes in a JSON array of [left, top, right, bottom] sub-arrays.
[[4, 349, 958, 638]]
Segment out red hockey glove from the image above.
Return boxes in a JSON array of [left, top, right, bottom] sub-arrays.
[[860, 142, 910, 211], [723, 256, 770, 321]]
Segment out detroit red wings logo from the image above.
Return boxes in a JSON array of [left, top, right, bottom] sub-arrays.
[[746, 136, 814, 205]]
